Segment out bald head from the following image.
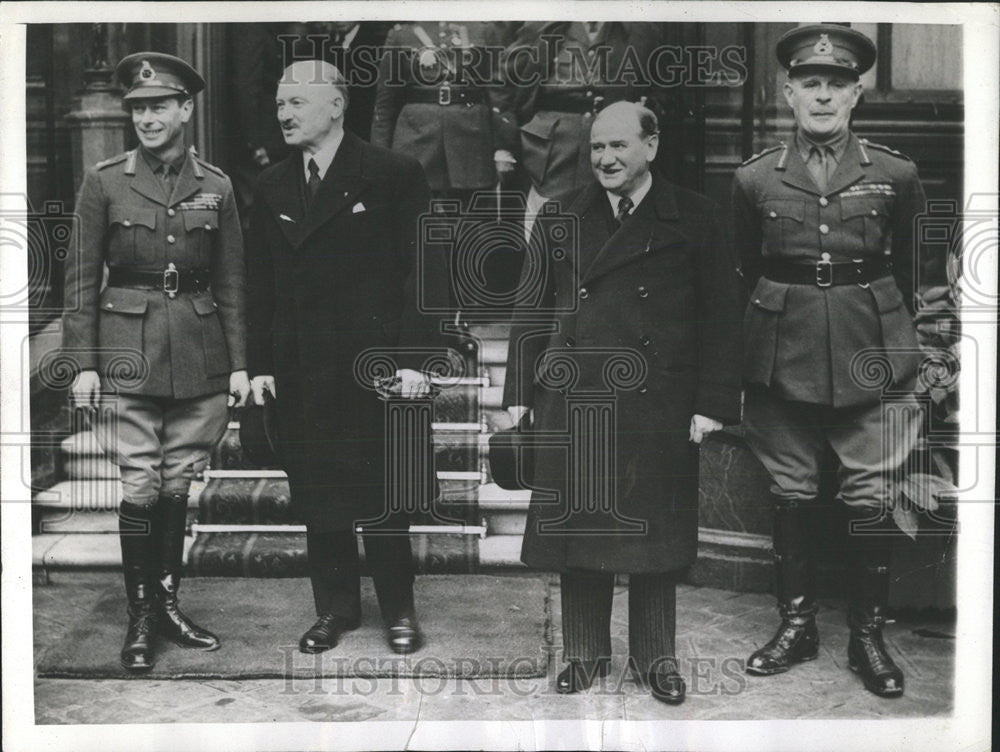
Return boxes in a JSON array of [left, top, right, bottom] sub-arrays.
[[593, 101, 659, 140], [276, 60, 349, 154], [590, 101, 659, 197]]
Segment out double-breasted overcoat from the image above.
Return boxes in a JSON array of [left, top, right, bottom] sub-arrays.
[[502, 174, 742, 573]]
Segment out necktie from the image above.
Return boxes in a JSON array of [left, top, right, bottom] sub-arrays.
[[158, 164, 176, 199], [306, 158, 322, 207], [809, 146, 833, 193], [615, 196, 634, 226]]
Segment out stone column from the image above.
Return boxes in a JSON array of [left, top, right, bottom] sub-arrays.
[[64, 24, 129, 193]]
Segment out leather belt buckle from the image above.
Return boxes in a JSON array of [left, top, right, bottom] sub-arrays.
[[163, 264, 179, 297], [815, 259, 833, 287], [438, 83, 451, 106]]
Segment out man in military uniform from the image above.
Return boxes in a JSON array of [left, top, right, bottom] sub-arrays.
[[63, 52, 249, 672], [499, 22, 664, 240], [733, 25, 927, 698], [372, 22, 520, 300]]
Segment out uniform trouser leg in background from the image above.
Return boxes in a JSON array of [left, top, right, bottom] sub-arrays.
[[560, 571, 614, 664], [628, 573, 678, 674]]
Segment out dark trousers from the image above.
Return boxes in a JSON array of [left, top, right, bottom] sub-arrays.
[[561, 571, 678, 673], [305, 526, 414, 624]]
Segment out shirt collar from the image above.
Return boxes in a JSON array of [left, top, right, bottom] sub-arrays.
[[795, 129, 850, 165], [302, 130, 344, 182], [606, 170, 653, 216], [141, 147, 186, 175]]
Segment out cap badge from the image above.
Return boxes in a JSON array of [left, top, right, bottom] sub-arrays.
[[139, 60, 156, 80], [814, 34, 834, 56]]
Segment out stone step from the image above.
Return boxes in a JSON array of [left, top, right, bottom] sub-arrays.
[[467, 322, 512, 341], [478, 338, 509, 366], [33, 531, 195, 572], [186, 529, 482, 576], [33, 479, 206, 513], [487, 364, 507, 387]]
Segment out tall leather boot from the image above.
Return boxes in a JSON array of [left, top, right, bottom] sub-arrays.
[[746, 498, 819, 675], [846, 510, 904, 697], [119, 500, 158, 672], [154, 493, 220, 650]]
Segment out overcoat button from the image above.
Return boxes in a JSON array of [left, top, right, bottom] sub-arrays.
[[167, 234, 176, 244], [205, 223, 212, 230], [638, 286, 648, 298], [579, 288, 588, 299], [105, 303, 114, 309], [819, 197, 828, 207], [819, 224, 829, 235], [167, 208, 176, 217], [640, 336, 650, 346], [870, 209, 878, 216], [565, 336, 575, 347], [768, 211, 777, 219], [123, 220, 131, 227], [638, 385, 648, 394]]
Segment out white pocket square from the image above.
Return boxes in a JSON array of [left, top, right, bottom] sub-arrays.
[[352, 202, 366, 214], [279, 214, 296, 223]]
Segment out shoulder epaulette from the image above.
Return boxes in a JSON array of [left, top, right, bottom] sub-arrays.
[[94, 152, 130, 171], [859, 138, 912, 162], [740, 143, 784, 167], [194, 156, 226, 178]]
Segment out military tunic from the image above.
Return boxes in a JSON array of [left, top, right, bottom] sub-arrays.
[[501, 22, 663, 198], [63, 147, 246, 398], [372, 22, 518, 192], [62, 147, 246, 503], [733, 132, 925, 408], [733, 132, 926, 505]]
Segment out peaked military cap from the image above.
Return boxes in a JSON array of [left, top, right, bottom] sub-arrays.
[[116, 52, 205, 101], [776, 24, 876, 79]]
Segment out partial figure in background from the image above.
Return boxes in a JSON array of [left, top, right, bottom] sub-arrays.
[[499, 22, 664, 240], [372, 21, 521, 302], [63, 52, 249, 672]]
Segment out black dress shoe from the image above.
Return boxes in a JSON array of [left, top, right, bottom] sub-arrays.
[[386, 614, 424, 655], [647, 670, 686, 705], [299, 614, 359, 654], [555, 659, 611, 694]]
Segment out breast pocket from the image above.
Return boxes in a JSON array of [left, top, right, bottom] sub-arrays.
[[183, 210, 219, 266], [190, 294, 231, 377], [841, 199, 890, 254], [108, 206, 156, 264], [760, 199, 805, 253]]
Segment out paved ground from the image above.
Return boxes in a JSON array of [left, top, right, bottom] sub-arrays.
[[31, 572, 954, 725]]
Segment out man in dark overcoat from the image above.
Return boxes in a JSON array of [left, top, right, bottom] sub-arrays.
[[63, 52, 249, 671], [246, 60, 449, 655], [733, 25, 927, 698], [503, 101, 742, 704]]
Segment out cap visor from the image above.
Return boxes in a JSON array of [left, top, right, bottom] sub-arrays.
[[787, 63, 860, 80], [122, 86, 188, 101]]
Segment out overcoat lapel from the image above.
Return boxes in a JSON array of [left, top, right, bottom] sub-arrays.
[[297, 131, 373, 247], [581, 174, 686, 284], [780, 144, 822, 196], [263, 156, 308, 247]]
